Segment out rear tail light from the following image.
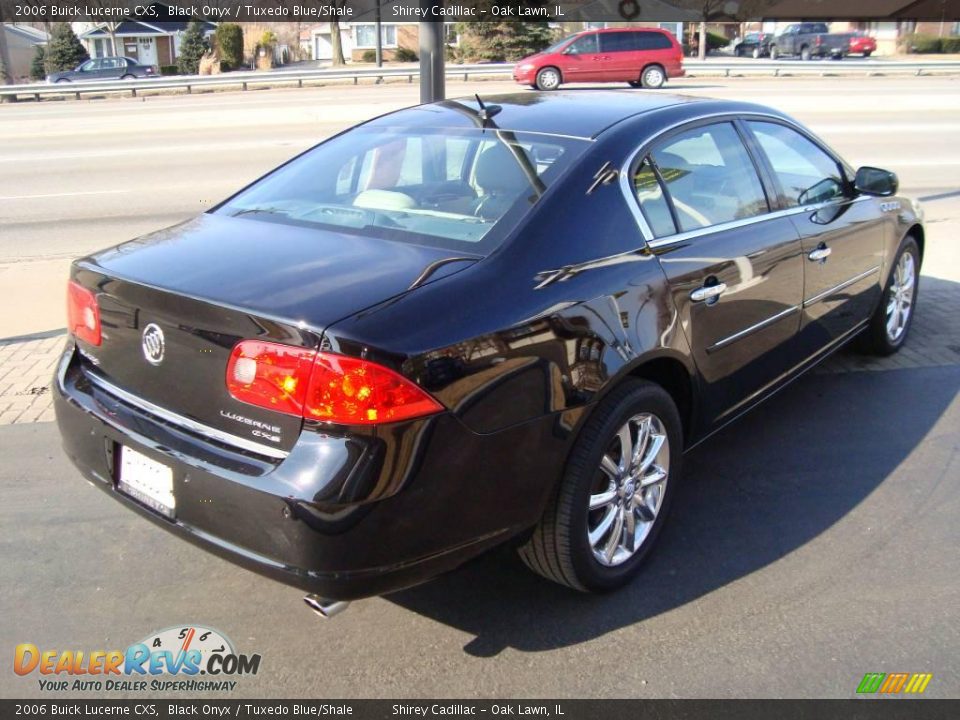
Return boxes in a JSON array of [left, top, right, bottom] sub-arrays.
[[226, 340, 443, 425], [67, 280, 101, 346]]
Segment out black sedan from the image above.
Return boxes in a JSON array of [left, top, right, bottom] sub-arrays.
[[47, 56, 156, 83], [55, 92, 923, 615], [733, 31, 771, 58]]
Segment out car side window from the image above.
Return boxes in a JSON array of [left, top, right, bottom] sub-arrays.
[[747, 121, 846, 207], [635, 32, 673, 50], [80, 60, 97, 72], [650, 122, 769, 233], [632, 157, 676, 238], [600, 32, 633, 53], [567, 34, 598, 54]]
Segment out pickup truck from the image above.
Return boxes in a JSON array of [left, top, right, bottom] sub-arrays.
[[769, 22, 853, 60]]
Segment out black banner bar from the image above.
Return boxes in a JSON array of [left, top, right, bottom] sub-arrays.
[[1, 0, 959, 22], [2, 700, 960, 720]]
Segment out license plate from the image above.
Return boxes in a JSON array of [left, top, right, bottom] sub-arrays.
[[117, 446, 175, 518]]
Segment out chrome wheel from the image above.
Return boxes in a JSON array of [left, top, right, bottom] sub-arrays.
[[886, 251, 916, 342], [588, 413, 670, 567], [536, 68, 560, 90], [642, 66, 665, 88]]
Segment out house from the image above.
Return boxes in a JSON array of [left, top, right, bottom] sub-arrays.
[[1, 24, 48, 82], [79, 19, 215, 68], [301, 22, 459, 62]]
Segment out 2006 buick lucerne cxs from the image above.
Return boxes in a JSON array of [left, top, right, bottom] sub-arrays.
[[55, 92, 923, 617]]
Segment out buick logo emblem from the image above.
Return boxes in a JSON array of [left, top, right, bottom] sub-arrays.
[[141, 323, 165, 366]]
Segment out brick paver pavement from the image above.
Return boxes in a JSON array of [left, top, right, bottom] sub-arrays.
[[2, 276, 957, 426]]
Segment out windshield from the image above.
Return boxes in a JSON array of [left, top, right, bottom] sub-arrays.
[[541, 34, 577, 54], [216, 126, 588, 253]]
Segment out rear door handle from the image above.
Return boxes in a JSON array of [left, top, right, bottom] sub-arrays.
[[690, 282, 727, 303], [808, 245, 832, 262]]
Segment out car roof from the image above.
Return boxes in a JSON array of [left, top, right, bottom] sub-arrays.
[[366, 92, 719, 140], [365, 92, 754, 141]]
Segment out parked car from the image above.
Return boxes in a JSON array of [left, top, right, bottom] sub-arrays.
[[55, 91, 922, 615], [732, 31, 771, 58], [848, 31, 878, 57], [768, 22, 853, 60], [513, 27, 684, 90], [47, 56, 156, 83]]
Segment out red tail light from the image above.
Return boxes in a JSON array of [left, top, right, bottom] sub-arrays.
[[226, 340, 443, 425], [67, 280, 101, 346]]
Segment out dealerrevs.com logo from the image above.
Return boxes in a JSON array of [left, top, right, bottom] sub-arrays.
[[14, 625, 261, 693]]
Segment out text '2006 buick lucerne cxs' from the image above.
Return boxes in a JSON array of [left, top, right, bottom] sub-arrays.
[[55, 91, 923, 617]]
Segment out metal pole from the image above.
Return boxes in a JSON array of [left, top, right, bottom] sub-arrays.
[[375, 0, 383, 67], [419, 4, 445, 103]]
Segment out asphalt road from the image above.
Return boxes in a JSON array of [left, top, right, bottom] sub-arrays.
[[1, 75, 959, 698], [1, 75, 959, 336]]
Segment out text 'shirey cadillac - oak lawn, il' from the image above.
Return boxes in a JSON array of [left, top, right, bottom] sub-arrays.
[[55, 91, 923, 616]]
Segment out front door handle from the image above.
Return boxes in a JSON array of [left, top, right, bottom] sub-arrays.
[[808, 244, 832, 262], [690, 282, 727, 303]]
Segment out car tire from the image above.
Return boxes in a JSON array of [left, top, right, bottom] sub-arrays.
[[769, 45, 779, 60], [535, 67, 561, 91], [863, 50, 872, 58], [518, 379, 682, 592], [55, 78, 70, 83], [735, 45, 744, 57], [800, 46, 812, 61], [752, 47, 761, 59], [121, 74, 135, 80], [640, 64, 666, 89], [628, 80, 643, 88], [858, 236, 920, 356]]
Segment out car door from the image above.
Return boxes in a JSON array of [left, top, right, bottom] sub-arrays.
[[631, 120, 804, 430], [744, 120, 886, 353], [99, 58, 122, 80], [598, 31, 635, 81], [778, 25, 797, 54], [558, 33, 605, 82], [74, 59, 101, 81]]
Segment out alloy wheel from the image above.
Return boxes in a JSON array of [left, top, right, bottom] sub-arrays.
[[537, 68, 560, 90], [643, 67, 665, 88], [886, 251, 916, 342], [587, 413, 670, 567]]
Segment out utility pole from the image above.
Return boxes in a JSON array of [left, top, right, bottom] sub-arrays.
[[419, 1, 445, 103], [375, 0, 383, 67]]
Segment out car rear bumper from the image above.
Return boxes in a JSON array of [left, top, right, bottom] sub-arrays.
[[53, 342, 568, 600]]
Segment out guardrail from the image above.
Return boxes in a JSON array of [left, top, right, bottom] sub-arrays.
[[2, 59, 958, 101]]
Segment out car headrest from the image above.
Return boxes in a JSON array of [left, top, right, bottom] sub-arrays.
[[474, 144, 532, 195], [353, 189, 417, 211]]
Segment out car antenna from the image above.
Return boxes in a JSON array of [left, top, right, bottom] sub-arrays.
[[475, 94, 502, 126]]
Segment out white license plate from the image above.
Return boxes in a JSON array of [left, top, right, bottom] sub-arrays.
[[117, 446, 175, 518]]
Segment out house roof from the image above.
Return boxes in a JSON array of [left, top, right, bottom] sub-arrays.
[[82, 19, 216, 38], [2, 24, 49, 43]]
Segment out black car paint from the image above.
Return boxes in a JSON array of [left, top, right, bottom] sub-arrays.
[[54, 92, 923, 600]]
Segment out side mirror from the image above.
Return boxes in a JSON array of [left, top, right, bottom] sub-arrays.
[[854, 166, 898, 197]]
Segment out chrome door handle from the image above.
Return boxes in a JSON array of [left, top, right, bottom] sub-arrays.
[[808, 246, 832, 262], [690, 283, 727, 303]]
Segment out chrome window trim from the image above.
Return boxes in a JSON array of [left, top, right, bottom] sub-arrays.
[[85, 371, 290, 460], [707, 305, 801, 353], [618, 110, 861, 249], [803, 265, 881, 308]]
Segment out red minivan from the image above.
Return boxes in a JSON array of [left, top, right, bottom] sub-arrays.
[[513, 27, 685, 91]]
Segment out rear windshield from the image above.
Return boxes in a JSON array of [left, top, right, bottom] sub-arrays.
[[216, 126, 589, 254]]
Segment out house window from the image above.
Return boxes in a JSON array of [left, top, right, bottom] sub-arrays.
[[354, 24, 397, 49], [93, 38, 105, 57], [953, 21, 960, 36], [444, 23, 459, 46]]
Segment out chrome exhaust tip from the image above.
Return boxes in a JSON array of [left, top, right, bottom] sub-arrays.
[[303, 594, 350, 619]]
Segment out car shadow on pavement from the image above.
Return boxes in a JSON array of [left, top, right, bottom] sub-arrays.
[[387, 354, 960, 657]]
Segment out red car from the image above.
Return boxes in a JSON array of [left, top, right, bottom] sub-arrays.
[[848, 32, 877, 57], [513, 27, 685, 91]]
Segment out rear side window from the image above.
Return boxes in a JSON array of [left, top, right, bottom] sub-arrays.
[[632, 158, 676, 238], [650, 122, 769, 232], [635, 32, 673, 50], [600, 32, 636, 53], [747, 121, 846, 207]]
